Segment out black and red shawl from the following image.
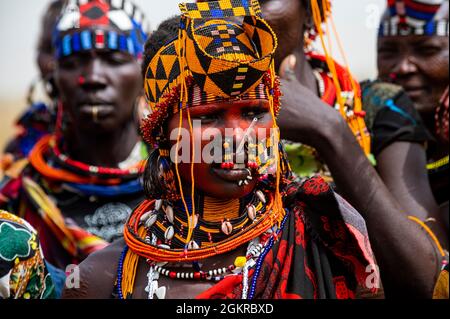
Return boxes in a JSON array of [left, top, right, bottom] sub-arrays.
[[197, 176, 377, 299]]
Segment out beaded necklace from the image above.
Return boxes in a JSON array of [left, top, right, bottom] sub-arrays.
[[49, 136, 146, 178], [146, 191, 268, 250], [427, 155, 449, 171], [117, 206, 290, 299], [29, 135, 147, 192], [123, 188, 286, 263]]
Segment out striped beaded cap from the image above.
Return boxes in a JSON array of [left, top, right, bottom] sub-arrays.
[[141, 0, 279, 146], [379, 0, 449, 37], [53, 0, 149, 59]]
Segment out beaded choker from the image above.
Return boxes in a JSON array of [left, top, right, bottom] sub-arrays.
[[123, 187, 286, 263], [48, 136, 146, 179], [143, 191, 269, 250], [29, 135, 147, 192]]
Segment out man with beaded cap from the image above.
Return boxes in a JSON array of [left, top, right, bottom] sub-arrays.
[[0, 0, 149, 272], [63, 0, 378, 299]]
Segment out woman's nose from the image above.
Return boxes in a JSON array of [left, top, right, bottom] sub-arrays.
[[395, 55, 419, 75], [81, 57, 107, 90]]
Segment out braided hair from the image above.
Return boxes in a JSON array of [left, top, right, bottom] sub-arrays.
[[141, 15, 182, 200]]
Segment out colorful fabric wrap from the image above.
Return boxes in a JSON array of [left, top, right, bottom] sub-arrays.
[[379, 0, 449, 37], [141, 0, 280, 146], [0, 211, 56, 299], [53, 0, 149, 59]]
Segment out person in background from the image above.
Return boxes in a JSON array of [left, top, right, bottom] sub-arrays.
[[0, 0, 149, 275], [254, 0, 447, 297]]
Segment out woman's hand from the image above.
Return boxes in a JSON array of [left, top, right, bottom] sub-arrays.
[[277, 54, 344, 147]]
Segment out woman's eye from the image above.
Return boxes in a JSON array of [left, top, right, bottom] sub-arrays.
[[106, 56, 128, 65], [197, 115, 218, 123], [417, 46, 441, 56], [59, 59, 77, 69], [244, 110, 266, 119]]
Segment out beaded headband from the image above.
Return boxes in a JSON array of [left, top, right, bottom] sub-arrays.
[[379, 0, 449, 37], [53, 0, 149, 59], [141, 0, 280, 146]]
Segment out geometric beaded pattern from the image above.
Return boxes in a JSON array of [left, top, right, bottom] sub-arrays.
[[379, 0, 449, 36], [54, 0, 149, 58], [144, 0, 277, 110]]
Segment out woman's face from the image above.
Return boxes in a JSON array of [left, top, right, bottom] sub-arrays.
[[260, 0, 307, 68], [378, 35, 449, 115], [54, 34, 142, 133], [167, 99, 274, 199]]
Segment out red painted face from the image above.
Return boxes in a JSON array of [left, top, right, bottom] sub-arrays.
[[167, 99, 274, 199]]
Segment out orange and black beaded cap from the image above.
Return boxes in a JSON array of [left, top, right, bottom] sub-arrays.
[[141, 0, 280, 146]]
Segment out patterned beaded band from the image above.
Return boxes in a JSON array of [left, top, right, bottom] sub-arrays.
[[141, 0, 280, 146], [379, 0, 449, 37], [53, 0, 149, 59]]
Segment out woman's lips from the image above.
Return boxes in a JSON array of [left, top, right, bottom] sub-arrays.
[[79, 104, 114, 119], [211, 167, 251, 182], [404, 87, 427, 99]]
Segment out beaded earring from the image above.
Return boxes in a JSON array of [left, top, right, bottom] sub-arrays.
[[221, 138, 234, 170]]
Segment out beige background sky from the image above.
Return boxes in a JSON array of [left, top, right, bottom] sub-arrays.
[[0, 0, 386, 148]]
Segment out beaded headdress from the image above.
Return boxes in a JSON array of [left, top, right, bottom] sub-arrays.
[[53, 0, 149, 59], [141, 0, 280, 146], [379, 0, 449, 37]]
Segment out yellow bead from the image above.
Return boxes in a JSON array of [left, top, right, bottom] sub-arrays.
[[234, 256, 247, 268], [223, 142, 230, 149], [24, 292, 30, 299]]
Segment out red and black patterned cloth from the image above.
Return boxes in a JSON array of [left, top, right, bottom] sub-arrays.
[[197, 176, 377, 299]]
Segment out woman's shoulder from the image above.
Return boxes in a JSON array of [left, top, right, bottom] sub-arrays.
[[62, 238, 126, 299]]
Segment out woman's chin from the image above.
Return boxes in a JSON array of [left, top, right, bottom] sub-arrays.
[[196, 179, 258, 200]]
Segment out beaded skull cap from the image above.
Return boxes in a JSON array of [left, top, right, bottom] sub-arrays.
[[141, 0, 280, 146], [53, 0, 149, 59], [379, 0, 449, 37]]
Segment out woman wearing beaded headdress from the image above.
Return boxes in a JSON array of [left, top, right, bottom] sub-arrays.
[[376, 0, 449, 220], [245, 0, 448, 298], [63, 1, 378, 299], [0, 0, 149, 271]]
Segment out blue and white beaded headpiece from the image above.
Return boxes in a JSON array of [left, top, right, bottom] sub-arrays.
[[379, 0, 449, 37], [53, 0, 149, 59]]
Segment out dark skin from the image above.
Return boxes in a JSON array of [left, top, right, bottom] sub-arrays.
[[261, 0, 445, 297], [378, 35, 449, 159], [63, 100, 272, 299], [54, 28, 142, 168]]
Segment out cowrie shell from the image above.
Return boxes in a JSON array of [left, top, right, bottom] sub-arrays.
[[164, 205, 174, 224], [145, 212, 158, 228], [256, 190, 266, 203], [247, 205, 257, 221], [221, 221, 233, 235], [164, 226, 174, 241], [155, 199, 162, 211], [140, 210, 154, 224], [188, 240, 199, 250]]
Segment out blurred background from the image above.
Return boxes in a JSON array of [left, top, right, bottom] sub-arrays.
[[0, 0, 386, 149]]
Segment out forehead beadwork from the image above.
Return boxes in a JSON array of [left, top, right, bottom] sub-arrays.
[[379, 0, 449, 37], [53, 0, 149, 59]]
